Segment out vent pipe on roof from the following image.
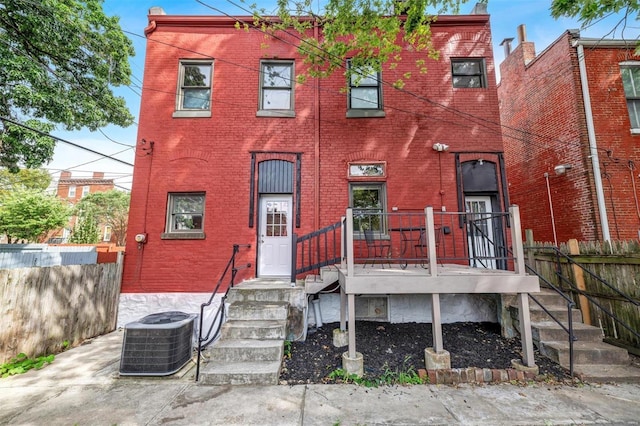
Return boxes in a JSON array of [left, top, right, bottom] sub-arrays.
[[500, 37, 515, 57]]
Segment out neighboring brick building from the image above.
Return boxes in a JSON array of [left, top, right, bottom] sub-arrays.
[[120, 5, 511, 323], [49, 171, 115, 243], [499, 26, 640, 244]]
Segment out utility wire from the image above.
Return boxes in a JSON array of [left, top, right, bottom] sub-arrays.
[[0, 116, 134, 167]]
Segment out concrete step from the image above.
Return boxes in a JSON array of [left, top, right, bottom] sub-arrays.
[[572, 363, 640, 384], [510, 304, 583, 323], [220, 320, 287, 340], [531, 321, 603, 343], [227, 280, 299, 303], [207, 339, 283, 362], [227, 301, 289, 321], [530, 289, 575, 307], [197, 360, 282, 385], [540, 341, 630, 367]]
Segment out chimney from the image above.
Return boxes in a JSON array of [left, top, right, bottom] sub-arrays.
[[470, 2, 488, 15], [500, 37, 515, 57], [93, 172, 105, 179], [60, 170, 71, 180], [517, 24, 527, 44], [148, 6, 166, 15]]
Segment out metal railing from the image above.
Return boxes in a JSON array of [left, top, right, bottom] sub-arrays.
[[532, 246, 640, 341], [519, 253, 577, 376], [345, 209, 514, 270], [292, 219, 343, 282], [195, 244, 251, 382]]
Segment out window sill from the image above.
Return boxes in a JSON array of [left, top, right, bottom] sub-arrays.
[[346, 110, 386, 118], [256, 110, 295, 118], [160, 232, 206, 240], [172, 110, 211, 118], [631, 128, 640, 135]]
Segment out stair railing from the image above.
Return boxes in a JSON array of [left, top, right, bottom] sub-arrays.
[[521, 256, 577, 377], [195, 243, 251, 382], [543, 246, 640, 342], [291, 219, 343, 283]]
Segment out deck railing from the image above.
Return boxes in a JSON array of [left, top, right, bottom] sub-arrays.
[[343, 206, 518, 272]]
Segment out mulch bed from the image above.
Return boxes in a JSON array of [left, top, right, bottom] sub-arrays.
[[280, 321, 572, 384]]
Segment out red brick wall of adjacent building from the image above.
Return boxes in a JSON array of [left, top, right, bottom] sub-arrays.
[[500, 30, 640, 243], [122, 14, 506, 293]]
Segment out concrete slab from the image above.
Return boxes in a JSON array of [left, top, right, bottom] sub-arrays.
[[303, 384, 456, 425], [150, 384, 305, 425]]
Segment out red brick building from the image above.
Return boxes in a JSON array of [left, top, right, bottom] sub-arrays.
[[120, 5, 511, 321], [499, 26, 640, 244], [49, 171, 116, 243]]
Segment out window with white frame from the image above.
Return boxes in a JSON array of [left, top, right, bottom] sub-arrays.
[[174, 61, 213, 118], [164, 193, 205, 237], [347, 60, 384, 117], [82, 185, 90, 197], [620, 63, 640, 130], [350, 183, 387, 235], [451, 58, 486, 88], [103, 226, 112, 242], [68, 185, 76, 198], [258, 61, 295, 117]]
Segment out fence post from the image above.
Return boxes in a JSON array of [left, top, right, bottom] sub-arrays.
[[568, 239, 592, 325], [525, 229, 534, 269]]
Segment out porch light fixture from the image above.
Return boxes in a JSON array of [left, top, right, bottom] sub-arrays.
[[432, 142, 449, 152], [554, 164, 572, 175]]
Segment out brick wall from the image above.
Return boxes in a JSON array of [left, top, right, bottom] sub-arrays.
[[122, 15, 506, 293], [499, 31, 640, 243]]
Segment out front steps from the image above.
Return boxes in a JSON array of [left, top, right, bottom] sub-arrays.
[[511, 289, 640, 383], [197, 279, 303, 385]]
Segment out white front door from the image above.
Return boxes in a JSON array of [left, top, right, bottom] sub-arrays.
[[465, 196, 496, 269], [258, 195, 293, 277]]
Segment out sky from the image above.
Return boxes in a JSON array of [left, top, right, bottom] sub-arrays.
[[47, 0, 640, 191]]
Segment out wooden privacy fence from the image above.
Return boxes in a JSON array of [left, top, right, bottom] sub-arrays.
[[524, 235, 640, 350], [0, 253, 123, 363]]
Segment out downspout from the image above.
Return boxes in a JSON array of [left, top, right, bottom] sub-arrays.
[[314, 20, 320, 230], [576, 42, 611, 241]]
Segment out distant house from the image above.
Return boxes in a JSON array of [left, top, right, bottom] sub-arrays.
[[119, 4, 537, 348], [499, 25, 640, 244], [48, 171, 115, 243]]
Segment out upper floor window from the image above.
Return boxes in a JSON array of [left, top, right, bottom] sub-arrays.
[[452, 58, 486, 88], [347, 60, 385, 118], [257, 61, 295, 117], [68, 185, 76, 198], [173, 61, 213, 118], [81, 186, 90, 197], [161, 192, 206, 240], [620, 63, 640, 131], [103, 225, 112, 242]]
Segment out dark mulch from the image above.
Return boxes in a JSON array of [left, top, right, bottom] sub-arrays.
[[280, 321, 572, 384]]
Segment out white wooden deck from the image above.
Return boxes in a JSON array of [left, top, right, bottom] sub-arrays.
[[336, 206, 539, 372]]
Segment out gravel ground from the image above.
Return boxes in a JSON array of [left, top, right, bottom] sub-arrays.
[[280, 321, 573, 384]]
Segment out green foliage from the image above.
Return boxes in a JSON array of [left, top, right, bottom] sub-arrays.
[[69, 207, 100, 244], [0, 189, 70, 243], [0, 353, 55, 378], [550, 0, 639, 25], [283, 340, 292, 358], [0, 168, 51, 199], [248, 0, 475, 84], [74, 190, 130, 245], [0, 0, 135, 171], [327, 356, 424, 387]]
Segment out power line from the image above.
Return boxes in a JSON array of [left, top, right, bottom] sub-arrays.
[[0, 116, 134, 167]]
